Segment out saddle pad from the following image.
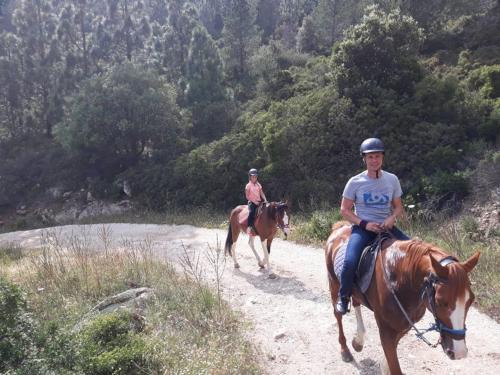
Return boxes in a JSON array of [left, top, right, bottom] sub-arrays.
[[333, 242, 380, 294]]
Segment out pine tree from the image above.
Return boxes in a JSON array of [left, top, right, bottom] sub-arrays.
[[221, 0, 260, 95], [296, 14, 318, 53], [186, 25, 225, 105]]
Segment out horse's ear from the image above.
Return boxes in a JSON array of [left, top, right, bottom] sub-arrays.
[[430, 255, 449, 279], [461, 251, 480, 273]]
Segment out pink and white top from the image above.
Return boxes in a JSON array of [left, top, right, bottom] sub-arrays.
[[245, 181, 263, 205]]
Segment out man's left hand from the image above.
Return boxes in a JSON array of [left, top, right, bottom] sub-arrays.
[[382, 215, 396, 230]]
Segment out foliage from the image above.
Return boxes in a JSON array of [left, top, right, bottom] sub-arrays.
[[0, 277, 36, 371], [295, 210, 343, 242], [0, 0, 499, 214], [332, 6, 424, 102], [56, 63, 186, 191], [76, 311, 151, 375]]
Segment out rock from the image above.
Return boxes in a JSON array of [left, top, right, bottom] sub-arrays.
[[16, 206, 28, 216], [86, 191, 94, 202], [274, 330, 286, 341], [54, 207, 79, 223], [63, 191, 72, 199], [78, 201, 129, 219], [123, 180, 132, 197], [118, 199, 131, 207], [73, 288, 154, 333], [35, 208, 54, 224], [47, 187, 63, 200]]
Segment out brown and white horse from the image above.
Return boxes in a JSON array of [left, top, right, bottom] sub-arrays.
[[225, 201, 290, 278], [325, 221, 480, 375]]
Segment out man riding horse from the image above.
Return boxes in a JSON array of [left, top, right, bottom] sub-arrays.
[[336, 138, 410, 315]]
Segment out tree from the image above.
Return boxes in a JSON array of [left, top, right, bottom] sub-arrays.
[[10, 0, 62, 138], [185, 25, 234, 141], [332, 6, 424, 103], [296, 14, 318, 53], [56, 63, 185, 179], [255, 0, 279, 42], [221, 0, 261, 96]]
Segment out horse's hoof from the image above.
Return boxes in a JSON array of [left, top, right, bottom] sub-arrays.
[[341, 349, 354, 362], [258, 261, 265, 268], [234, 263, 240, 269], [352, 339, 364, 352], [268, 273, 277, 279]]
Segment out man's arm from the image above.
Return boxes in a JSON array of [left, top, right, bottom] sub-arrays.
[[382, 197, 404, 230], [340, 197, 382, 233]]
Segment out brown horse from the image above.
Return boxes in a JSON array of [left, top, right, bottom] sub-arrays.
[[225, 201, 290, 278], [325, 221, 480, 375]]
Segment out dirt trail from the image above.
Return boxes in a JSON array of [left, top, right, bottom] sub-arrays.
[[1, 223, 499, 375]]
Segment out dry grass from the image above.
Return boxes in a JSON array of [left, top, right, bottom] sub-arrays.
[[1, 226, 261, 374]]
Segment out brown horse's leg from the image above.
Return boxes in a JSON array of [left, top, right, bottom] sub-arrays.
[[329, 278, 353, 362], [376, 320, 404, 375], [230, 219, 241, 268], [264, 237, 276, 278], [351, 298, 366, 352], [247, 235, 264, 268]]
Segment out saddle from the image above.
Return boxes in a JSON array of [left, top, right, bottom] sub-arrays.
[[239, 202, 266, 229], [334, 232, 395, 294]]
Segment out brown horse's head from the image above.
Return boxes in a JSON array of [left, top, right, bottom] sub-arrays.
[[427, 251, 480, 360], [268, 201, 290, 237]]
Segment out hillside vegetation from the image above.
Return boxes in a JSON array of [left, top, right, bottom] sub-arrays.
[[0, 0, 498, 215]]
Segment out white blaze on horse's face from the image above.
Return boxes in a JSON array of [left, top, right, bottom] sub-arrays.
[[448, 290, 470, 359], [282, 211, 290, 236]]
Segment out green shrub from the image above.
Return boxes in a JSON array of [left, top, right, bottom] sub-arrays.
[[298, 210, 343, 242], [77, 311, 153, 375], [0, 277, 36, 371], [461, 216, 479, 235], [469, 65, 500, 99]]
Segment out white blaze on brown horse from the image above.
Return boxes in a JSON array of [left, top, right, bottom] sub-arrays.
[[225, 201, 289, 278], [325, 221, 480, 375]]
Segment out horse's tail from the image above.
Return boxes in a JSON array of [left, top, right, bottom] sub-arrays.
[[225, 221, 233, 256]]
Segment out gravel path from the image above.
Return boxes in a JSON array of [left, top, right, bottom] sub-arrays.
[[1, 223, 499, 375]]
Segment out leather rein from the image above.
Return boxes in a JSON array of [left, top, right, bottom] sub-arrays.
[[380, 235, 467, 347]]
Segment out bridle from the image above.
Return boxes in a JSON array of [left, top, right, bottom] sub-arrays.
[[381, 241, 467, 347], [274, 203, 289, 234], [420, 256, 467, 340]]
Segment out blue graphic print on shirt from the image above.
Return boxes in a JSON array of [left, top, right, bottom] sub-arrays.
[[363, 192, 389, 206]]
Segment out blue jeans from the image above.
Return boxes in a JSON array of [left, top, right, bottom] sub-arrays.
[[339, 225, 410, 299]]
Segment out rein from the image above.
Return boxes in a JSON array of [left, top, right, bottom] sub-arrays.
[[380, 238, 465, 347]]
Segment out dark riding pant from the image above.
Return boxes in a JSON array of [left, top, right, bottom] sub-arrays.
[[339, 225, 410, 299], [248, 201, 258, 228]]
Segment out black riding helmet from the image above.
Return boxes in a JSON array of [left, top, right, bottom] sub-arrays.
[[248, 168, 258, 176], [360, 138, 385, 156]]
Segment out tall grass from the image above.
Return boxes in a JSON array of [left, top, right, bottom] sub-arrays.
[[1, 226, 261, 374]]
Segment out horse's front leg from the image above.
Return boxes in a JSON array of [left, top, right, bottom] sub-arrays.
[[377, 322, 404, 375], [248, 236, 264, 268], [352, 299, 366, 352], [261, 238, 276, 278]]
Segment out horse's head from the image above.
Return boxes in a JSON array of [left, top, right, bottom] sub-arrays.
[[426, 251, 480, 360], [270, 201, 290, 237]]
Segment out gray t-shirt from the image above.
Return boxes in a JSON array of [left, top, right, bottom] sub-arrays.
[[342, 170, 402, 223]]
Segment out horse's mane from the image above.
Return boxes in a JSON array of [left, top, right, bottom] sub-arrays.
[[332, 221, 350, 231], [396, 240, 468, 298], [265, 201, 286, 219]]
